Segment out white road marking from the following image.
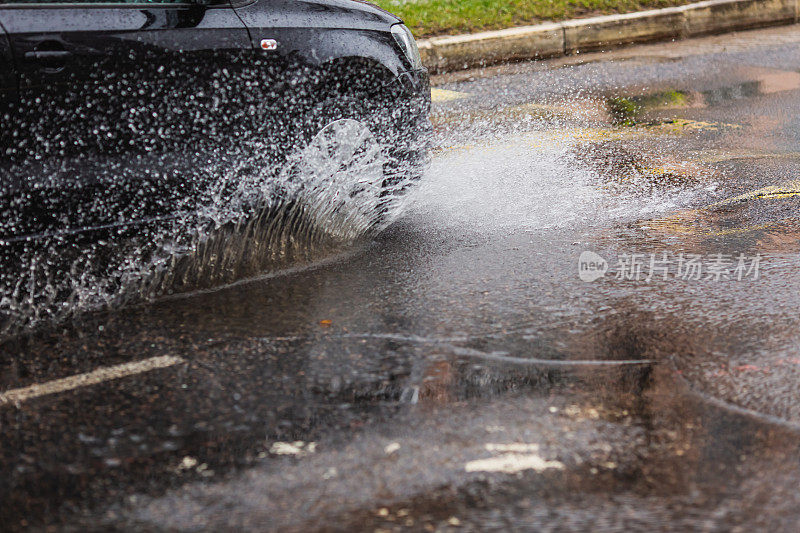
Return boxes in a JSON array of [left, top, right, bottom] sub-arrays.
[[269, 441, 317, 456], [384, 442, 401, 454], [465, 443, 565, 474], [466, 453, 564, 474], [485, 443, 541, 453], [0, 355, 184, 406]]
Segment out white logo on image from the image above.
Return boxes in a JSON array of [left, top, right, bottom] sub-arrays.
[[260, 39, 278, 51], [578, 251, 608, 282]]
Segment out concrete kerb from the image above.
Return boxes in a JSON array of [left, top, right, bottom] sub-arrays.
[[419, 0, 800, 73]]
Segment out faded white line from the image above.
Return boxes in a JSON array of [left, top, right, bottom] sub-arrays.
[[465, 442, 565, 474], [466, 454, 564, 474], [485, 443, 541, 453], [0, 355, 184, 406]]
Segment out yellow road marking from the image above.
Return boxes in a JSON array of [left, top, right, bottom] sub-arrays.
[[696, 150, 800, 164], [646, 217, 779, 238], [645, 181, 800, 238], [708, 180, 800, 207], [431, 88, 470, 102], [642, 119, 742, 132]]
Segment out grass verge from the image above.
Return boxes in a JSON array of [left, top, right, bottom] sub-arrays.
[[371, 0, 693, 38]]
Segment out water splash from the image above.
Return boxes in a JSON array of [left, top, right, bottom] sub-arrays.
[[408, 127, 711, 235], [0, 119, 427, 337]]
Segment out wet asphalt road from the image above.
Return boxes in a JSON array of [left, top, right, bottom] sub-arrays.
[[4, 24, 800, 532]]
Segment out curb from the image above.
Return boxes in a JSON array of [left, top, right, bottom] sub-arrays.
[[419, 0, 800, 73]]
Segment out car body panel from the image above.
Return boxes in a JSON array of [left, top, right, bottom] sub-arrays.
[[0, 3, 253, 239], [232, 0, 411, 92], [237, 0, 401, 30]]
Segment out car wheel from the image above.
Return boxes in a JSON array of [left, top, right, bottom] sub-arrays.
[[279, 116, 388, 240], [277, 92, 430, 239]]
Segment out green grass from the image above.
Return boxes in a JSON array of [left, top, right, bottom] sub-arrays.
[[371, 0, 693, 38]]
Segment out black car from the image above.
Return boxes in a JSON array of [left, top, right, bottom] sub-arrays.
[[0, 0, 431, 332]]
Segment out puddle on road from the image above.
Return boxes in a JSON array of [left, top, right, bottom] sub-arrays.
[[607, 89, 695, 126], [6, 56, 800, 530]]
